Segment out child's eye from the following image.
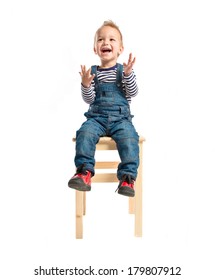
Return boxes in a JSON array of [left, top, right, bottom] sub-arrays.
[[97, 38, 103, 42], [110, 38, 115, 41]]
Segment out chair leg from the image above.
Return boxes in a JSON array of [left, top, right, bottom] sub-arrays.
[[134, 142, 143, 237], [129, 197, 135, 214], [83, 192, 86, 215], [76, 191, 84, 239]]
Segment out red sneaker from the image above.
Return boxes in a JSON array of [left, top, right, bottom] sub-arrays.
[[116, 174, 135, 197], [68, 165, 91, 191]]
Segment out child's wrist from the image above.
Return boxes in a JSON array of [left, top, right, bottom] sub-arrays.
[[81, 83, 91, 88], [123, 71, 133, 78]]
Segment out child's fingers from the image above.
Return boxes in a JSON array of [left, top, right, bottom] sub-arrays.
[[86, 68, 92, 77], [128, 53, 133, 62], [90, 73, 95, 82], [132, 57, 136, 64], [80, 65, 87, 74]]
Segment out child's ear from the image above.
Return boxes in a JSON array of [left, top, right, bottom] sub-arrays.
[[94, 47, 97, 54], [117, 46, 124, 56]]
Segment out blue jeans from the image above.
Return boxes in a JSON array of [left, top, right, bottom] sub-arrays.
[[75, 107, 139, 180]]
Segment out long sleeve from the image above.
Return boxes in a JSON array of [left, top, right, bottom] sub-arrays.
[[123, 71, 138, 102], [81, 83, 96, 104]]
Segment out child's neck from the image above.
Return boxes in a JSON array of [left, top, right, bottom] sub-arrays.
[[99, 60, 118, 69]]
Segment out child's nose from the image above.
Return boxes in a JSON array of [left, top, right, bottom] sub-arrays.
[[103, 39, 109, 45]]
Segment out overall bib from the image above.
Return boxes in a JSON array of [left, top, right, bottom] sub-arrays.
[[75, 63, 139, 180]]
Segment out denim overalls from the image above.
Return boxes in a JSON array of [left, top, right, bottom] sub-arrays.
[[75, 63, 139, 180]]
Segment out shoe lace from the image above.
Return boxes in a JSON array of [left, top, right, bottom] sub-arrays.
[[76, 164, 87, 175], [123, 174, 132, 184], [115, 174, 133, 192]]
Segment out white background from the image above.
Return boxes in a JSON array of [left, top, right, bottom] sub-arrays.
[[1, 0, 215, 279]]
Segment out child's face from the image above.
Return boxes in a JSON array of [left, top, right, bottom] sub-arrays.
[[94, 26, 124, 67]]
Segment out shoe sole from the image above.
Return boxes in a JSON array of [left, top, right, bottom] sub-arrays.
[[68, 178, 91, 191], [118, 187, 135, 197]]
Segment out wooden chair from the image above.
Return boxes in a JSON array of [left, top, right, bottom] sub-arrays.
[[73, 136, 145, 238]]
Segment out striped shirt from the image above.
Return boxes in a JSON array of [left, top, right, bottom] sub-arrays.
[[81, 65, 138, 104]]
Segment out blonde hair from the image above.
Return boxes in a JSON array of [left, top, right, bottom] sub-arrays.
[[94, 20, 123, 46]]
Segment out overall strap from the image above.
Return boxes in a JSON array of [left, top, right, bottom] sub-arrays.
[[116, 63, 123, 85], [91, 65, 99, 85]]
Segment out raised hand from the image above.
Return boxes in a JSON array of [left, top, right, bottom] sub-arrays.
[[123, 53, 136, 76], [79, 65, 95, 88]]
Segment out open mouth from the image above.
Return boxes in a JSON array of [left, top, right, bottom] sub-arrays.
[[101, 48, 112, 53]]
